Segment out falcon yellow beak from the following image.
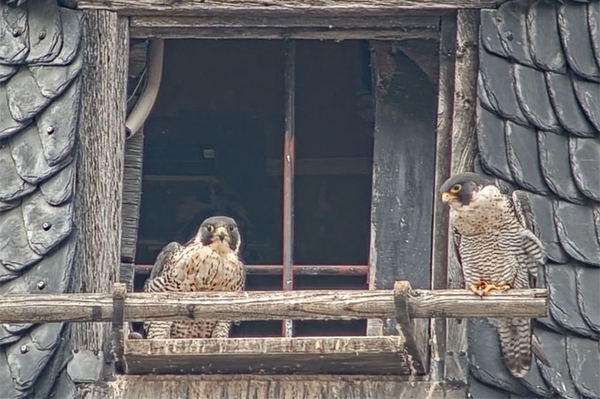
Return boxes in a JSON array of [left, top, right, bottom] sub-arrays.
[[213, 226, 229, 242], [441, 192, 455, 203]]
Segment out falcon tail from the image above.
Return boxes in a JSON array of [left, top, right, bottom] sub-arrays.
[[492, 317, 533, 378]]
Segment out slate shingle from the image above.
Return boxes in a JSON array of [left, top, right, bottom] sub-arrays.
[[496, 1, 534, 67], [0, 1, 81, 398], [471, 2, 600, 397], [477, 106, 515, 182]]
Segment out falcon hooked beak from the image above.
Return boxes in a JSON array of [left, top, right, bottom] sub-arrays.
[[213, 226, 228, 242]]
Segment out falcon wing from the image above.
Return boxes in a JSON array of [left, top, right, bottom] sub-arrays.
[[143, 241, 184, 292]]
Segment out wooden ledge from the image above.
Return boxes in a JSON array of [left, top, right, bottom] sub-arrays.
[[123, 336, 411, 375]]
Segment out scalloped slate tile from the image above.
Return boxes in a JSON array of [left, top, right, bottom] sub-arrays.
[[6, 67, 50, 122], [30, 51, 82, 99], [0, 207, 42, 271], [536, 328, 582, 399], [481, 10, 509, 58], [527, 0, 567, 73], [468, 377, 511, 399], [0, 64, 18, 82], [537, 130, 586, 203], [572, 77, 600, 132], [496, 1, 534, 67], [575, 265, 600, 333], [0, 235, 74, 296], [589, 1, 600, 70], [0, 141, 35, 202], [527, 194, 569, 264], [505, 121, 550, 195], [545, 71, 597, 138], [6, 323, 62, 391], [0, 351, 23, 399], [43, 8, 82, 66], [0, 262, 19, 282], [41, 369, 76, 399], [554, 201, 600, 266], [513, 64, 560, 132], [467, 318, 531, 396], [0, 198, 20, 212], [32, 340, 75, 399], [566, 336, 600, 398], [569, 137, 600, 202], [40, 163, 74, 206], [25, 0, 62, 64], [0, 5, 29, 64], [0, 327, 21, 346], [2, 324, 32, 335], [477, 106, 514, 182], [478, 72, 495, 113], [21, 191, 72, 257], [10, 124, 70, 185], [521, 358, 554, 398], [480, 52, 528, 126], [558, 3, 600, 82], [546, 263, 598, 338], [0, 85, 27, 139], [35, 76, 79, 166]]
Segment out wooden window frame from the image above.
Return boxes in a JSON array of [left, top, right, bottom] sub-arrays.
[[76, 0, 481, 378]]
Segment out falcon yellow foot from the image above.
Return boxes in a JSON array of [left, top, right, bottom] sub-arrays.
[[469, 281, 511, 297]]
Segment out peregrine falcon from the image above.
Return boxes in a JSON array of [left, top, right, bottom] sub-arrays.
[[440, 173, 548, 378], [143, 216, 245, 339]]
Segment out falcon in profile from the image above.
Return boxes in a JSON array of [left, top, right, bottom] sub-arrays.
[[440, 173, 548, 378], [143, 216, 245, 339]]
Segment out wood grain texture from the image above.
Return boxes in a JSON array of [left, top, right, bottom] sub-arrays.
[[73, 0, 500, 16], [429, 13, 457, 380], [80, 375, 467, 399], [69, 10, 129, 356], [123, 336, 409, 374], [446, 9, 480, 385], [129, 15, 440, 40], [0, 288, 548, 323]]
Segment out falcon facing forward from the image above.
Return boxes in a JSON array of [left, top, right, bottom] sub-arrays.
[[440, 173, 548, 378], [144, 216, 245, 339]]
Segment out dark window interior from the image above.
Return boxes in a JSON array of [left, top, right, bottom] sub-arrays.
[[134, 39, 375, 337]]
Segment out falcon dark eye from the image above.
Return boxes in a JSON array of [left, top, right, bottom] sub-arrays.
[[450, 184, 462, 193], [206, 225, 214, 233], [228, 225, 235, 232]]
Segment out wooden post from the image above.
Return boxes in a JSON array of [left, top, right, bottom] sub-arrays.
[[446, 9, 480, 384], [394, 281, 426, 374], [70, 8, 129, 370]]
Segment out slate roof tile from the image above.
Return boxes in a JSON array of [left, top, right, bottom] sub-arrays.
[[496, 1, 535, 67], [575, 264, 600, 334], [545, 71, 597, 137], [472, 2, 600, 397], [526, 0, 567, 73], [505, 121, 551, 195], [558, 3, 600, 82], [537, 130, 586, 204], [0, 1, 81, 397], [513, 64, 561, 132]]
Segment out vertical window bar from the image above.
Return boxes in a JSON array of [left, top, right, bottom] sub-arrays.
[[283, 40, 296, 338]]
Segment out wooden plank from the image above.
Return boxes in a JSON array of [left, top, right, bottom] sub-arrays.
[[123, 336, 409, 374], [0, 288, 548, 323], [445, 9, 480, 385], [129, 15, 440, 40], [429, 13, 458, 380], [367, 40, 437, 338], [83, 375, 467, 399], [69, 10, 129, 359], [73, 0, 499, 16]]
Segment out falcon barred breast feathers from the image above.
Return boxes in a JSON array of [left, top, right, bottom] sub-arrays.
[[143, 216, 246, 339], [440, 172, 550, 379]]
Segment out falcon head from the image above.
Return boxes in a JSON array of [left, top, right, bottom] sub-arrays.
[[196, 216, 241, 253], [440, 173, 495, 210]]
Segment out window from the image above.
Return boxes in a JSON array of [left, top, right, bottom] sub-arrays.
[[120, 12, 441, 376]]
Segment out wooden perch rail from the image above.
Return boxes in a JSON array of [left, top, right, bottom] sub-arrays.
[[0, 282, 548, 324]]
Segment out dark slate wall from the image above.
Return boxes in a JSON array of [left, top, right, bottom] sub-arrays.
[[0, 0, 83, 397], [469, 1, 600, 398]]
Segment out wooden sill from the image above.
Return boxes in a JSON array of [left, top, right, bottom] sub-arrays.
[[122, 336, 411, 375]]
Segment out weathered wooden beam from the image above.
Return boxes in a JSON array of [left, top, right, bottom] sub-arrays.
[[129, 15, 440, 40], [123, 336, 409, 375], [73, 0, 500, 17], [0, 288, 548, 323], [83, 375, 467, 399]]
